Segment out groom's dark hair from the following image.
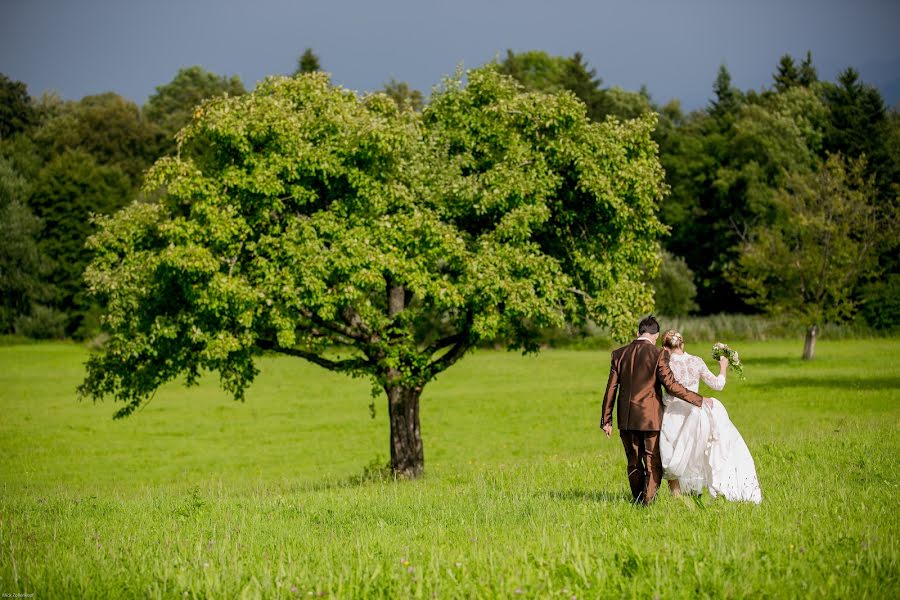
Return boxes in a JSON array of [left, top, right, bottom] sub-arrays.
[[638, 315, 660, 335]]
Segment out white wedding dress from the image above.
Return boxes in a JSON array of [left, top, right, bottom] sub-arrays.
[[660, 352, 762, 503]]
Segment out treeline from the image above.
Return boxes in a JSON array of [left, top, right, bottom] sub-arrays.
[[1, 49, 898, 340], [497, 50, 899, 338]]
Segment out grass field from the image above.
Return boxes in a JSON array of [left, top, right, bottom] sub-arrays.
[[1, 339, 898, 598]]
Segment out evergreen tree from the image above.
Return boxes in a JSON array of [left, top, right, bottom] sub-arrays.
[[0, 74, 37, 139], [823, 69, 886, 157], [711, 64, 741, 120], [774, 55, 799, 92], [822, 68, 894, 194], [560, 52, 607, 120], [798, 51, 818, 86], [295, 48, 321, 75]]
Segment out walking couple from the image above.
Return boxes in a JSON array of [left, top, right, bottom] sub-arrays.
[[601, 316, 762, 505]]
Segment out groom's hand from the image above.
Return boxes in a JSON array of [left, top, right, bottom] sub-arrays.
[[602, 423, 612, 438]]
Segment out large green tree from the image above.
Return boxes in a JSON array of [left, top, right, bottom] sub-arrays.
[[79, 68, 668, 477]]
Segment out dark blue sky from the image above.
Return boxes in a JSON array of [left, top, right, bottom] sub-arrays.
[[2, 0, 899, 110]]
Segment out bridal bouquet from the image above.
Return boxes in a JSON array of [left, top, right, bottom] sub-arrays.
[[712, 342, 746, 381]]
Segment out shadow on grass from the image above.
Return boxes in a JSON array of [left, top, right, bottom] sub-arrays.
[[544, 489, 633, 504], [754, 376, 900, 391]]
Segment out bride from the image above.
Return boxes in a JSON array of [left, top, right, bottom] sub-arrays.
[[659, 330, 762, 503]]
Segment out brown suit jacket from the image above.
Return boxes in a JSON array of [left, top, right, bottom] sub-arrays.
[[601, 338, 704, 431]]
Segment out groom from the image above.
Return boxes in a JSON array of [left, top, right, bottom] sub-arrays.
[[601, 315, 711, 505]]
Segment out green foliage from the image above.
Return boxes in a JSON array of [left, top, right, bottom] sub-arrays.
[[652, 250, 698, 316], [773, 52, 818, 92], [658, 77, 828, 313], [0, 73, 37, 138], [80, 68, 667, 423], [28, 149, 132, 336], [144, 66, 246, 151], [822, 68, 897, 195], [711, 64, 741, 120], [0, 156, 54, 332], [798, 51, 818, 86], [823, 68, 886, 159], [499, 50, 568, 93], [33, 92, 162, 188], [730, 154, 892, 327], [773, 54, 799, 92], [656, 56, 898, 327], [602, 86, 653, 120], [500, 50, 650, 122], [0, 128, 43, 180], [557, 51, 607, 120], [3, 341, 899, 597], [382, 78, 424, 111], [295, 48, 322, 75], [859, 274, 900, 331], [13, 304, 67, 339]]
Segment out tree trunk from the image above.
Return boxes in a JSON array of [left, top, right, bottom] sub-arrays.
[[802, 324, 818, 360], [386, 384, 424, 478]]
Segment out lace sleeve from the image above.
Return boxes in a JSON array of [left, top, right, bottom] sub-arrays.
[[697, 356, 726, 391]]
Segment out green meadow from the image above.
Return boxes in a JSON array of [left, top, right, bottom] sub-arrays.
[[1, 339, 898, 598]]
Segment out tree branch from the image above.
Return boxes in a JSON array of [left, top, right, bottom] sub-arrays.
[[255, 339, 370, 372], [426, 309, 474, 376], [567, 286, 593, 300], [428, 339, 473, 377], [298, 307, 369, 344], [226, 240, 245, 277], [340, 305, 375, 341], [424, 331, 467, 358], [729, 215, 750, 244]]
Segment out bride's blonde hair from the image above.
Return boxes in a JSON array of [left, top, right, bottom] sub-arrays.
[[662, 330, 684, 350]]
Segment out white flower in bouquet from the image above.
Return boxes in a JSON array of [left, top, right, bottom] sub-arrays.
[[712, 342, 746, 381]]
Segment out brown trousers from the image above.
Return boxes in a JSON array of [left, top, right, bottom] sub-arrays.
[[620, 430, 662, 505]]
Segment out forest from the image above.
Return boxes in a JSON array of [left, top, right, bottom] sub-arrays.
[[2, 48, 898, 343]]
